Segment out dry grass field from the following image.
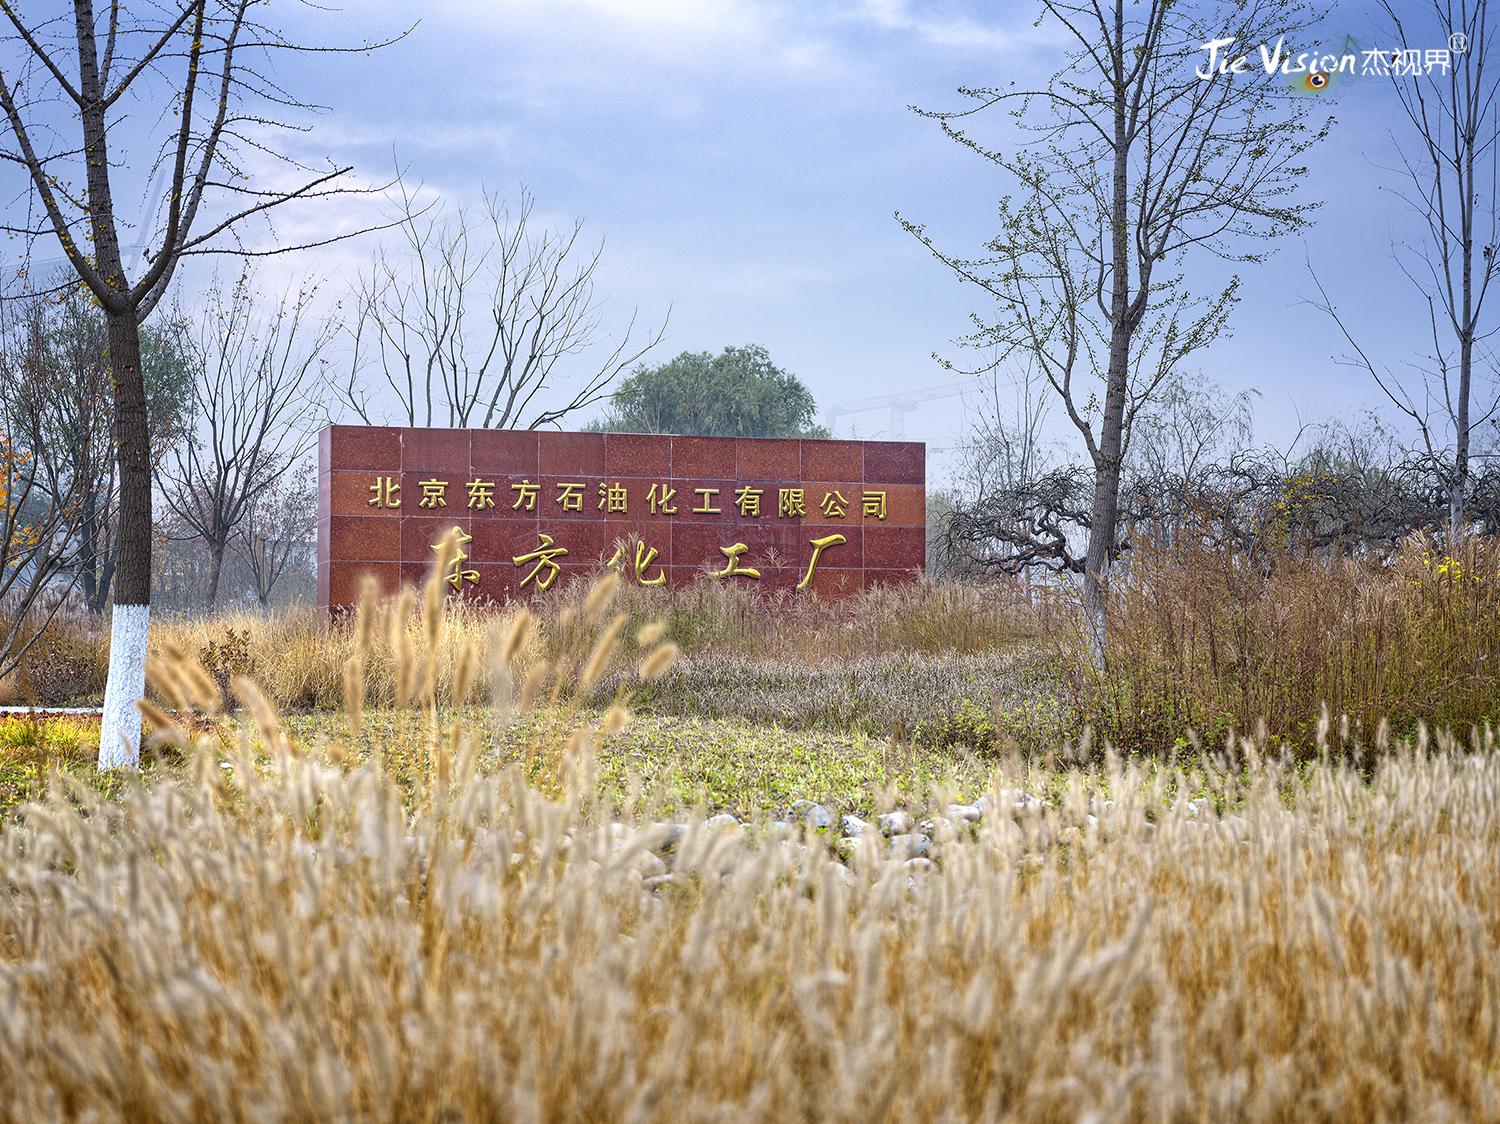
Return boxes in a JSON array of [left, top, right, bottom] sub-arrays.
[[2, 708, 1497, 1118], [2, 547, 1499, 1121]]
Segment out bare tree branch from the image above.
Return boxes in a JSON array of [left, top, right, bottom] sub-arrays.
[[160, 271, 329, 608], [335, 174, 668, 430]]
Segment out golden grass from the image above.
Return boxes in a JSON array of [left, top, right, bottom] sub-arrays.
[[5, 574, 1050, 710], [1, 573, 1499, 1119], [1089, 535, 1500, 751]]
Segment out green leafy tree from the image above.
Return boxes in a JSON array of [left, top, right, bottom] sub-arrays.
[[594, 345, 830, 438]]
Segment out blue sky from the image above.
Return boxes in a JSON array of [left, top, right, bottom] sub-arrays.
[[104, 1, 1482, 482]]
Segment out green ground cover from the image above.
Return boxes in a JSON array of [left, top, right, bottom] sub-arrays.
[[0, 706, 1018, 819]]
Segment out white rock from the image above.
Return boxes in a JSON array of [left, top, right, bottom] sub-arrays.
[[651, 823, 686, 852], [947, 803, 983, 823], [841, 814, 870, 838], [889, 832, 931, 859], [878, 810, 912, 836], [621, 849, 668, 879], [789, 800, 834, 830], [705, 813, 740, 830], [903, 857, 934, 874], [978, 790, 1045, 818]]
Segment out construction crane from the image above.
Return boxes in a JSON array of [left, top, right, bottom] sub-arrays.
[[824, 379, 976, 441]]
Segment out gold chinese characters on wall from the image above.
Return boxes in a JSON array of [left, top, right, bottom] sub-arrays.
[[387, 473, 885, 593], [368, 475, 888, 522]]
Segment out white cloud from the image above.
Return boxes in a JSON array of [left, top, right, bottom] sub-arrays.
[[500, 0, 765, 42], [853, 0, 1051, 54], [312, 120, 520, 163], [430, 0, 828, 70]]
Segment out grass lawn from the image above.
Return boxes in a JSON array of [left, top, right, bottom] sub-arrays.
[[2, 699, 1322, 828], [295, 707, 1017, 815], [1, 705, 1031, 819]]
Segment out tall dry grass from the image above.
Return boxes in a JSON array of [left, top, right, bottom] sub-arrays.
[[2, 574, 1499, 1119], [128, 576, 1048, 713], [1085, 535, 1500, 753], [11, 534, 1500, 760]]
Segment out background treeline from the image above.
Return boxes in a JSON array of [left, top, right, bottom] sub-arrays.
[[0, 175, 840, 638], [0, 278, 321, 633]]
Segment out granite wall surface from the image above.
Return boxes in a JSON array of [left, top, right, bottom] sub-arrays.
[[317, 426, 926, 609]]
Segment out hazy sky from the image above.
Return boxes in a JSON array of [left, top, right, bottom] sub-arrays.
[[32, 0, 1471, 485]]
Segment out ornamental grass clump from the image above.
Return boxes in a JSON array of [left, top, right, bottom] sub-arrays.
[[127, 573, 1045, 714], [1085, 533, 1500, 752], [2, 555, 1499, 1120]]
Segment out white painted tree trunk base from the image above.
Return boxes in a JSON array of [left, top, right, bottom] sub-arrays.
[[98, 603, 149, 770]]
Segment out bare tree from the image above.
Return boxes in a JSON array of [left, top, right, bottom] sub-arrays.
[[942, 366, 1075, 576], [39, 289, 117, 614], [0, 295, 87, 679], [337, 177, 668, 429], [233, 467, 315, 606], [901, 0, 1325, 643], [1, 284, 194, 614], [946, 398, 1497, 576], [161, 275, 329, 608], [1311, 1, 1500, 542], [1129, 373, 1257, 482], [952, 366, 1053, 502], [944, 372, 1254, 576], [0, 3, 399, 766]]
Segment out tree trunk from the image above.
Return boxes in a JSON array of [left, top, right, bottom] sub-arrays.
[[1447, 3, 1479, 544], [1452, 183, 1474, 545], [79, 490, 100, 614], [205, 534, 227, 609], [1452, 343, 1472, 545], [98, 310, 153, 769], [1082, 330, 1131, 653], [1081, 3, 1133, 659]]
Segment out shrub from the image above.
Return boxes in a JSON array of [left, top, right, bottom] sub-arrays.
[[5, 612, 106, 706], [1076, 534, 1500, 753], [198, 627, 254, 697], [914, 697, 1002, 756]]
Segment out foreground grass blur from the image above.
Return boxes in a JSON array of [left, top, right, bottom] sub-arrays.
[[2, 710, 1497, 1117], [2, 570, 1499, 1119]]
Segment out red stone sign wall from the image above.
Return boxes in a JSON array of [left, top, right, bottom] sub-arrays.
[[317, 426, 926, 609]]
